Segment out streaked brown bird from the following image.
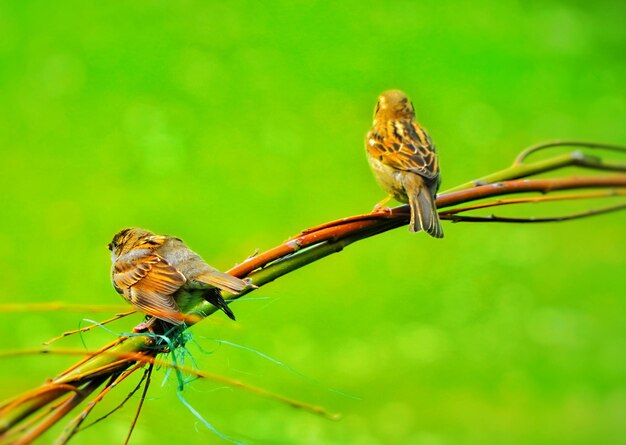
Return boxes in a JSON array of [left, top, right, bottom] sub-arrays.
[[365, 89, 443, 237], [108, 228, 252, 325]]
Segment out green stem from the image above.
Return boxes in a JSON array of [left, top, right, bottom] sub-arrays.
[[442, 151, 626, 194], [514, 140, 626, 163]]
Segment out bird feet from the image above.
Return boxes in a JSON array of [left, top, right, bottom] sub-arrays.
[[372, 196, 393, 214], [133, 317, 157, 333], [243, 277, 259, 289]]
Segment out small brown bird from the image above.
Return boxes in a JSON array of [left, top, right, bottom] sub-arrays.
[[108, 228, 252, 325], [365, 90, 443, 237]]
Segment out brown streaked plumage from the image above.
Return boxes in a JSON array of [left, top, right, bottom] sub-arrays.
[[108, 228, 253, 325], [365, 89, 443, 237]]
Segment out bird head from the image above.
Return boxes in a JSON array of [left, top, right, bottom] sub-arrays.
[[373, 90, 415, 121], [108, 228, 156, 260]]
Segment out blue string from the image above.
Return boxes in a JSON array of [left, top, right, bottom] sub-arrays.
[[177, 390, 247, 445], [196, 337, 360, 400], [73, 318, 250, 443]]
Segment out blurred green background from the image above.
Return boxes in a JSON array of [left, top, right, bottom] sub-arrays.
[[1, 1, 625, 444]]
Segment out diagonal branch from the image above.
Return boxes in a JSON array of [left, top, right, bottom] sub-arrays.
[[43, 310, 137, 346], [56, 364, 146, 444], [124, 363, 153, 445], [1, 143, 625, 443], [78, 365, 151, 432], [11, 378, 107, 445]]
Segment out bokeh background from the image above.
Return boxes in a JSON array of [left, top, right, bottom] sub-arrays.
[[1, 1, 625, 444]]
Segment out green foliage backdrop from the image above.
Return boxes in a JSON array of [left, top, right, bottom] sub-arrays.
[[1, 1, 625, 444]]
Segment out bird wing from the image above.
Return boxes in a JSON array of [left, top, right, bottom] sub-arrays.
[[194, 269, 250, 294], [367, 119, 439, 180], [112, 254, 187, 324]]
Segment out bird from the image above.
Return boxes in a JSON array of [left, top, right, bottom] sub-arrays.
[[108, 228, 252, 325], [365, 89, 443, 238]]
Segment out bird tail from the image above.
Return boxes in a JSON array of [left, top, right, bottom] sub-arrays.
[[195, 270, 252, 294], [407, 176, 444, 238], [195, 270, 257, 321], [203, 289, 236, 320]]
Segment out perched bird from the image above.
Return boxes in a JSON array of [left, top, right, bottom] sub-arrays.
[[108, 228, 252, 325], [365, 89, 444, 237]]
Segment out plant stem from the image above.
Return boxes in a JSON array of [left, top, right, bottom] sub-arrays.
[[1, 145, 625, 442], [443, 146, 626, 194]]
